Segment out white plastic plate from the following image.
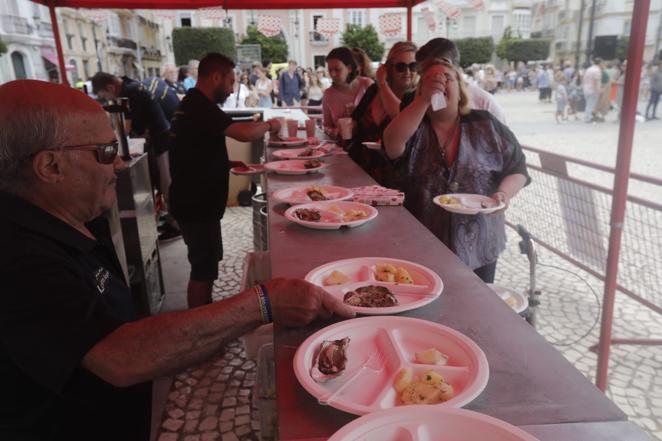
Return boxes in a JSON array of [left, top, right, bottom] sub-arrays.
[[305, 257, 443, 315], [284, 201, 377, 230], [433, 193, 505, 215], [263, 159, 327, 175], [230, 164, 265, 175], [267, 136, 307, 147], [328, 406, 540, 441], [272, 147, 330, 160], [293, 316, 489, 416], [487, 284, 529, 314], [272, 185, 353, 205]]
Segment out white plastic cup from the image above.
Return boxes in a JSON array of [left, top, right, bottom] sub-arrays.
[[286, 119, 299, 138], [338, 117, 354, 140], [275, 117, 286, 138]]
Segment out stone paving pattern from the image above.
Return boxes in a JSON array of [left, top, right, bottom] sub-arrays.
[[156, 94, 661, 440]]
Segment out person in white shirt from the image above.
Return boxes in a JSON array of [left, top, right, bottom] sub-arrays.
[[413, 38, 507, 125], [582, 57, 603, 123]]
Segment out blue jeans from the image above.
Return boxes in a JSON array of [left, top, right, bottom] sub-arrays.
[[584, 93, 599, 122]]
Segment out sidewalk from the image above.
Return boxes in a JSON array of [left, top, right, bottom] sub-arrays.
[[155, 206, 661, 441]]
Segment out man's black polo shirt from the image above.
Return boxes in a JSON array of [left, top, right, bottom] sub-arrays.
[[0, 192, 151, 441], [121, 76, 171, 155], [169, 87, 234, 222]]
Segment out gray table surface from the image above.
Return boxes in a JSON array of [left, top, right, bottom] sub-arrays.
[[265, 152, 628, 441]]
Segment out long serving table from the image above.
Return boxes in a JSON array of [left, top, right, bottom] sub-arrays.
[[263, 151, 647, 440]]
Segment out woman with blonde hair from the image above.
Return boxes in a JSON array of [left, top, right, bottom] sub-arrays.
[[348, 41, 418, 185], [383, 57, 530, 283], [351, 47, 375, 79]]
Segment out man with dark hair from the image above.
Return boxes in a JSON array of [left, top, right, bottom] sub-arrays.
[[410, 38, 506, 124], [169, 52, 282, 307], [91, 72, 181, 241], [279, 60, 304, 106]]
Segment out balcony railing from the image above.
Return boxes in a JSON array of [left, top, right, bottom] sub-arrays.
[[140, 46, 162, 59], [109, 36, 138, 50], [38, 22, 53, 38], [309, 31, 329, 46], [1, 15, 31, 35]]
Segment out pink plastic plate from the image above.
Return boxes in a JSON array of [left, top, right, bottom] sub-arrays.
[[263, 159, 327, 175], [272, 185, 353, 205], [284, 201, 377, 230]]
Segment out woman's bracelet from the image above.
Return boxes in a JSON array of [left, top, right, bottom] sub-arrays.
[[254, 284, 273, 324]]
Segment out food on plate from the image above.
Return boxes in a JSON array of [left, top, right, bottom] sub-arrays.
[[504, 294, 518, 308], [306, 185, 328, 201], [343, 285, 399, 308], [375, 264, 414, 284], [343, 209, 367, 221], [297, 147, 317, 157], [304, 159, 323, 169], [323, 270, 350, 286], [438, 195, 460, 205], [310, 337, 350, 383], [294, 208, 321, 222], [415, 348, 449, 365], [395, 368, 454, 405]]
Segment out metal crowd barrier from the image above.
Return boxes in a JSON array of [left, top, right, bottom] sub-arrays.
[[505, 146, 662, 385]]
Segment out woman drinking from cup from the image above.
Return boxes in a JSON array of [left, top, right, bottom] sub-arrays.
[[382, 58, 530, 283], [322, 47, 374, 141], [348, 41, 418, 186]]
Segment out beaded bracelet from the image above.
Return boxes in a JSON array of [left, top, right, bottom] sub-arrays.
[[254, 284, 273, 324]]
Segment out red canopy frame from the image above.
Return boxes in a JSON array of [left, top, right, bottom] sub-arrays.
[[33, 0, 653, 393]]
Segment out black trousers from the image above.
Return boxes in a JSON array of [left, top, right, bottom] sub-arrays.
[[474, 261, 497, 284]]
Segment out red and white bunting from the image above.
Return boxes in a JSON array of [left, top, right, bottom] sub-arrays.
[[422, 7, 437, 32], [257, 15, 282, 37], [81, 9, 109, 23], [378, 13, 402, 37], [434, 0, 461, 19], [199, 7, 226, 20], [316, 18, 340, 38], [152, 10, 176, 20], [469, 0, 486, 11]]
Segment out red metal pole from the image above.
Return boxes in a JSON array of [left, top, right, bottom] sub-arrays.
[[48, 1, 69, 86], [406, 2, 412, 41], [595, 0, 650, 392]]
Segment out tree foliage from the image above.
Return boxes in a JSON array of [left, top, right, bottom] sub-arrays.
[[495, 26, 512, 60], [0, 37, 7, 56], [172, 27, 236, 66], [615, 36, 629, 62], [454, 37, 494, 67], [495, 26, 550, 63], [341, 24, 385, 61], [240, 25, 288, 63]]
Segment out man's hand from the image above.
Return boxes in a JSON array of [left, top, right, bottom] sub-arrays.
[[265, 278, 355, 327], [418, 66, 446, 103]]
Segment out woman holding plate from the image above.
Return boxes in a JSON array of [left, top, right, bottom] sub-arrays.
[[348, 41, 418, 187], [382, 57, 530, 283]]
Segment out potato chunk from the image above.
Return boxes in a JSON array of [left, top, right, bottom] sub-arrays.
[[415, 348, 449, 365]]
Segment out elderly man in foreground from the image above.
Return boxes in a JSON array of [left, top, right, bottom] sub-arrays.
[[0, 80, 354, 440]]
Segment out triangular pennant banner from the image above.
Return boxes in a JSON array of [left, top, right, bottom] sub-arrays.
[[378, 13, 402, 37], [257, 15, 282, 37]]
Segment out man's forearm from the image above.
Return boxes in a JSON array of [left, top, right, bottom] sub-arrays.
[[225, 121, 269, 142], [83, 288, 263, 387]]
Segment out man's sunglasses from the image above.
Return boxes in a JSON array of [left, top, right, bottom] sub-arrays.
[[59, 141, 120, 164], [393, 62, 417, 73]]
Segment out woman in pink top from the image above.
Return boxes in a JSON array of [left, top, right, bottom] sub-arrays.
[[322, 47, 374, 139]]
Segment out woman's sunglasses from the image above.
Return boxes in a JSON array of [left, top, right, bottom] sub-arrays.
[[393, 62, 417, 73], [60, 141, 120, 164]]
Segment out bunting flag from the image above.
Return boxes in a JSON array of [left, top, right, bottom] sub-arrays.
[[422, 7, 437, 32], [257, 15, 282, 37], [199, 7, 226, 20], [434, 0, 461, 19], [81, 9, 109, 23], [469, 0, 486, 11], [316, 18, 340, 38], [152, 10, 176, 20], [378, 13, 402, 37]]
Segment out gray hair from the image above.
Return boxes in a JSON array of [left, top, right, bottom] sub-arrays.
[[0, 108, 66, 194]]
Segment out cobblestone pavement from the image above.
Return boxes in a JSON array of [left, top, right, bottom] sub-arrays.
[[155, 207, 661, 441]]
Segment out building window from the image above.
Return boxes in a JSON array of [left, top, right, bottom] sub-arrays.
[[491, 15, 504, 37], [83, 59, 89, 78], [512, 10, 531, 35], [314, 55, 326, 69], [463, 15, 476, 36], [69, 59, 79, 83], [623, 19, 631, 36], [179, 12, 192, 27], [313, 14, 323, 30], [348, 10, 363, 27], [11, 51, 27, 80], [66, 34, 74, 50]]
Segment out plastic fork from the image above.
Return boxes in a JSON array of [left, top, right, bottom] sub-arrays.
[[318, 349, 385, 406]]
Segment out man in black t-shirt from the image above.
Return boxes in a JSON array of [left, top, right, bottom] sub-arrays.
[[170, 52, 282, 308], [0, 80, 353, 440]]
